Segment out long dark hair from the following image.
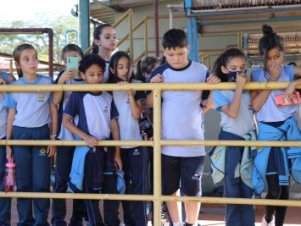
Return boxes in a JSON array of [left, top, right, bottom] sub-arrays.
[[213, 48, 246, 82], [92, 23, 113, 54], [259, 24, 284, 57], [108, 51, 132, 83]]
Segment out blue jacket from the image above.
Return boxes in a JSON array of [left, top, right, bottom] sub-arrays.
[[68, 146, 90, 192], [252, 116, 301, 194], [209, 130, 256, 188]]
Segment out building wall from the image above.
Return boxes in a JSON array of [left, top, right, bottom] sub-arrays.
[[113, 2, 301, 195]]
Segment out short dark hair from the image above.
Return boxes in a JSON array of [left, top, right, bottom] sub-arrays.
[[78, 54, 106, 73], [162, 28, 188, 49]]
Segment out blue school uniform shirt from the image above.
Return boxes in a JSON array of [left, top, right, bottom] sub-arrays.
[[150, 61, 208, 157], [0, 71, 11, 139], [4, 75, 53, 128], [252, 65, 296, 122], [64, 91, 118, 140], [112, 79, 145, 148], [213, 90, 255, 136]]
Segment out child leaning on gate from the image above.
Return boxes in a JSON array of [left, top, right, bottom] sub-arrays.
[[208, 48, 256, 226], [63, 54, 122, 226], [146, 28, 219, 226]]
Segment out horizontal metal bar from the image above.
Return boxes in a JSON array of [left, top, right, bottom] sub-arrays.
[[0, 192, 300, 207], [2, 140, 301, 147], [198, 16, 301, 26], [0, 82, 299, 92], [0, 140, 153, 147], [190, 5, 301, 17]]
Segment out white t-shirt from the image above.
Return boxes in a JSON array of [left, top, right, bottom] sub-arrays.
[[113, 80, 145, 148], [150, 61, 208, 157]]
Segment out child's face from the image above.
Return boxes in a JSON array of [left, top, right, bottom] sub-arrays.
[[81, 64, 104, 84], [116, 57, 130, 81], [265, 47, 284, 69], [95, 26, 118, 51], [62, 51, 82, 64], [222, 56, 246, 73], [163, 46, 189, 69], [17, 49, 38, 76]]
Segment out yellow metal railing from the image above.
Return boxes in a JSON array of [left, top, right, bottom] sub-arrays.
[[1, 82, 301, 226]]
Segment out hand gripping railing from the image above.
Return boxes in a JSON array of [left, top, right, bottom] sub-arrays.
[[1, 82, 301, 226]]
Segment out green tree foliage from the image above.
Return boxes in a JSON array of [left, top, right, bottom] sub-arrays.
[[0, 15, 78, 64]]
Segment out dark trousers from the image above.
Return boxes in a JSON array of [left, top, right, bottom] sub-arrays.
[[83, 148, 105, 226], [121, 147, 149, 226], [0, 140, 11, 226], [219, 130, 255, 226], [52, 145, 86, 226], [13, 125, 51, 226], [103, 148, 120, 226]]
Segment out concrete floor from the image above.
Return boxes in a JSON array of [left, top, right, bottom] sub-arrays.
[[8, 198, 301, 225]]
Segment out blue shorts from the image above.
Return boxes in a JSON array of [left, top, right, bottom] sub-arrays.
[[162, 154, 204, 196]]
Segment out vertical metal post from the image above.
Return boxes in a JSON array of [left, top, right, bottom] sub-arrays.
[[45, 28, 54, 77], [129, 10, 134, 62], [144, 18, 148, 56], [154, 0, 159, 57], [153, 88, 162, 226], [79, 0, 90, 51], [243, 32, 249, 49], [185, 0, 199, 62], [187, 17, 199, 62]]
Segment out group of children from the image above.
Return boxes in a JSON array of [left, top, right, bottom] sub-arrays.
[[1, 23, 301, 226]]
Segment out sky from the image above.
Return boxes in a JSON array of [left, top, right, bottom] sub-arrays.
[[0, 0, 77, 23]]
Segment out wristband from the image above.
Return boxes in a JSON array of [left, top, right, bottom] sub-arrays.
[[50, 134, 56, 140]]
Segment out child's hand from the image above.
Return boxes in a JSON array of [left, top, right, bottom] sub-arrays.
[[6, 146, 13, 162], [0, 77, 6, 85], [114, 154, 123, 170], [267, 61, 281, 81], [58, 70, 74, 84], [206, 74, 220, 84], [150, 74, 163, 83], [236, 71, 247, 89], [285, 81, 296, 95], [47, 145, 57, 157], [83, 135, 99, 147]]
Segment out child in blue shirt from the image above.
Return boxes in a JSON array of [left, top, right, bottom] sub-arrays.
[[63, 54, 121, 226], [209, 48, 255, 226], [0, 71, 15, 226], [251, 24, 301, 226], [4, 43, 57, 226], [51, 44, 86, 226]]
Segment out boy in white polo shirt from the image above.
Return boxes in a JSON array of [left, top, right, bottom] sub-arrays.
[[63, 54, 121, 226], [147, 28, 219, 226]]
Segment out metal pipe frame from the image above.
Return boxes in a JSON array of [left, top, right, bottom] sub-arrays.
[[0, 28, 54, 77], [1, 81, 301, 225]]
